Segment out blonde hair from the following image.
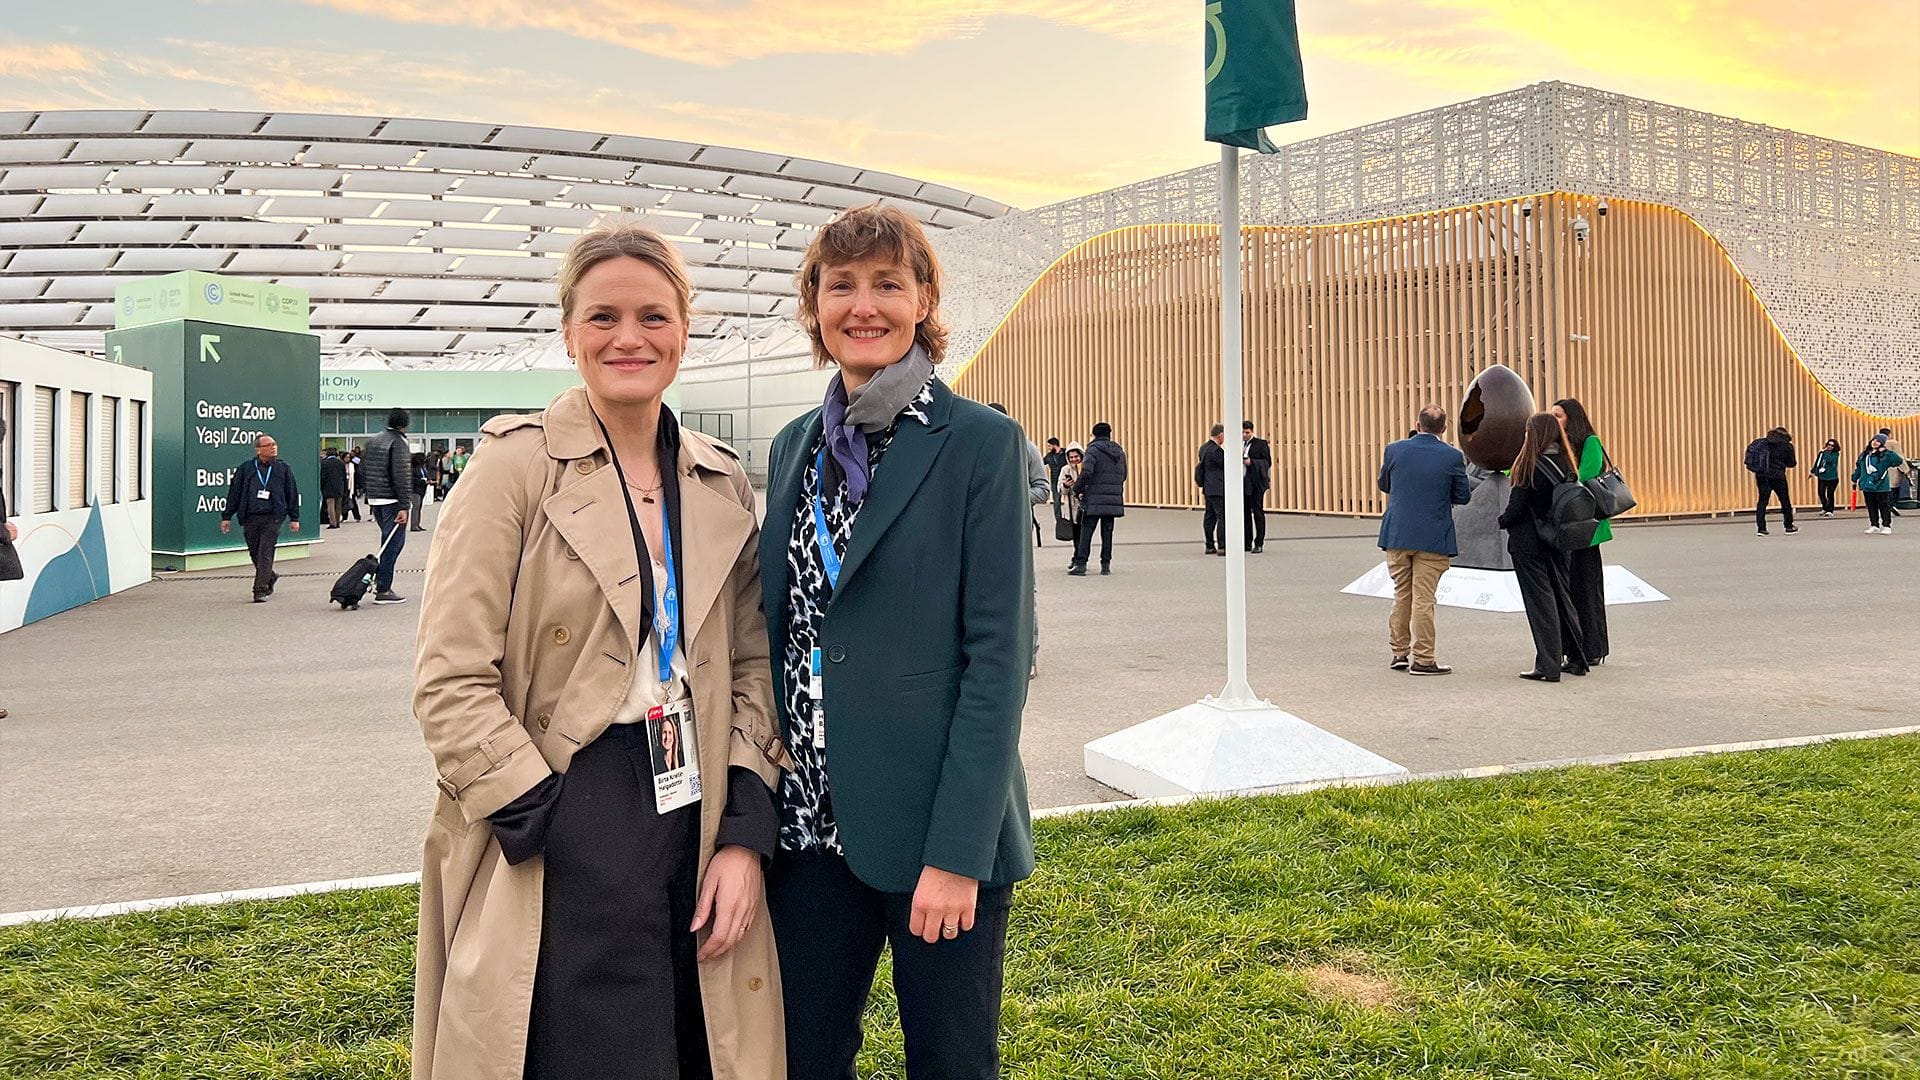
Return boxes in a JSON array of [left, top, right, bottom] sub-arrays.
[[557, 221, 693, 323], [796, 203, 948, 367]]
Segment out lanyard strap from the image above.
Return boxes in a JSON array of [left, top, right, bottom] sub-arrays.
[[255, 462, 272, 488], [597, 416, 679, 684], [811, 448, 843, 590]]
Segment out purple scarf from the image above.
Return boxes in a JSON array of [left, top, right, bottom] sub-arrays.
[[821, 381, 871, 503], [819, 345, 934, 504]]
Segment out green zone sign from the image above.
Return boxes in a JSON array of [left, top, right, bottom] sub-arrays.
[[115, 271, 310, 334]]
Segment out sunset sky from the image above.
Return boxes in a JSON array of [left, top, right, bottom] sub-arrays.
[[2, 1, 1916, 209]]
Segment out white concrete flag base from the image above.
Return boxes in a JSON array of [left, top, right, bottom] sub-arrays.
[[1084, 698, 1409, 799], [1340, 562, 1670, 614]]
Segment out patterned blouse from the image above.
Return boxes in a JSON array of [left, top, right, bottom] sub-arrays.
[[777, 379, 935, 855]]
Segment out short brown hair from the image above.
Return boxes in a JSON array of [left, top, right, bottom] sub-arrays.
[[557, 220, 692, 323], [796, 203, 947, 367]]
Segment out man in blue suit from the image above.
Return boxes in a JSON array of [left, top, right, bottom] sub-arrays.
[[1378, 406, 1472, 675]]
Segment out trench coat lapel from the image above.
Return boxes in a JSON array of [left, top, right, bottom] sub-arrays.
[[543, 466, 642, 657], [837, 383, 952, 592], [676, 452, 754, 648]]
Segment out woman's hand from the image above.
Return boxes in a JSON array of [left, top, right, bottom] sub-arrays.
[[908, 865, 980, 944], [692, 845, 762, 962]]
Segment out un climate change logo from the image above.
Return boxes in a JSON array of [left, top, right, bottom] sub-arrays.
[[204, 282, 224, 305], [1205, 1, 1226, 83]]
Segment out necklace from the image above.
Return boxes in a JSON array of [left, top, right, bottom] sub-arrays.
[[624, 475, 663, 504]]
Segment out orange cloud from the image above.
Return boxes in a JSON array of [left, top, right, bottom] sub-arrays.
[[0, 40, 99, 78]]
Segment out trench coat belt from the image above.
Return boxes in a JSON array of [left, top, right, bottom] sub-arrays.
[[437, 726, 533, 800]]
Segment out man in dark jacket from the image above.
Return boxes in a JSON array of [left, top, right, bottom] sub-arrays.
[[220, 433, 301, 602], [1070, 422, 1128, 575], [359, 408, 412, 604], [319, 448, 349, 529], [1377, 407, 1472, 674], [1242, 419, 1272, 554], [1750, 426, 1798, 536], [1196, 424, 1227, 554], [1043, 438, 1067, 521]]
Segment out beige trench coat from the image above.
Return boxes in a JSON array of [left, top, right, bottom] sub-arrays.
[[411, 387, 791, 1080]]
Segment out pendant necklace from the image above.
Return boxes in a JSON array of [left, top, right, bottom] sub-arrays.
[[625, 475, 663, 504]]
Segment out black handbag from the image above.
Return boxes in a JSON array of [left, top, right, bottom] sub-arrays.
[[1054, 515, 1076, 542], [1585, 450, 1637, 519], [0, 536, 21, 582]]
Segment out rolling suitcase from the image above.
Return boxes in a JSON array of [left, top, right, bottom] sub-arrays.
[[330, 521, 405, 610]]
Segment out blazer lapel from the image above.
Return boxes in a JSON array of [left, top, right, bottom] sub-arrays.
[[761, 410, 820, 634], [543, 464, 642, 656], [837, 386, 953, 592], [677, 462, 755, 648]]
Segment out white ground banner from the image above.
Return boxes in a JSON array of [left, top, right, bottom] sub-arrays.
[[1342, 563, 1670, 613]]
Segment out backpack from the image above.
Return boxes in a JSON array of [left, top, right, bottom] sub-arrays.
[[1538, 457, 1601, 551], [1744, 438, 1770, 475]]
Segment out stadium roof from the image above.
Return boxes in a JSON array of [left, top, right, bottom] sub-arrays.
[[0, 109, 1011, 365]]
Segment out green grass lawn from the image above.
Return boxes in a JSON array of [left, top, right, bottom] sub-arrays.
[[4, 736, 1917, 1079]]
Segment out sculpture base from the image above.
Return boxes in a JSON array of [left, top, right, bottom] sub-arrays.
[[1452, 470, 1513, 571], [1084, 698, 1407, 799], [1341, 562, 1671, 613]]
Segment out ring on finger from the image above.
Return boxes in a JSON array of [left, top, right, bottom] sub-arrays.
[[942, 922, 960, 938]]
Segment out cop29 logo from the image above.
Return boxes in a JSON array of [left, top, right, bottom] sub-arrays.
[[1205, 1, 1226, 84], [204, 281, 224, 305]]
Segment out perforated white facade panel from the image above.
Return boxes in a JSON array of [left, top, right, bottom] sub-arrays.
[[934, 82, 1920, 417], [0, 109, 1007, 364]]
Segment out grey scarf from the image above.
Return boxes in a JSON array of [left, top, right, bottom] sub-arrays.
[[822, 345, 934, 503]]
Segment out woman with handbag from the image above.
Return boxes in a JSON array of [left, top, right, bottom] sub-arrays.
[[1551, 398, 1611, 665], [761, 203, 1034, 1079], [1499, 412, 1590, 682], [1058, 444, 1084, 564]]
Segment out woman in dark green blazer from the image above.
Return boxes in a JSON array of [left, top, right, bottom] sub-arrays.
[[760, 204, 1035, 1079]]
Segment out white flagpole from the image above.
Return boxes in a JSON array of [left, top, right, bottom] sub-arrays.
[[1218, 142, 1256, 705]]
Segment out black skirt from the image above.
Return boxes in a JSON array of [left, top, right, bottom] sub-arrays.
[[525, 723, 710, 1080]]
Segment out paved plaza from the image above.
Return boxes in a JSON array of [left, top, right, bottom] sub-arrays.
[[2, 499, 1913, 913]]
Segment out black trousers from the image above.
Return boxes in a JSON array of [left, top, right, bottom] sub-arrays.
[[1202, 495, 1224, 549], [769, 850, 1013, 1080], [1865, 490, 1893, 528], [1755, 476, 1793, 531], [527, 724, 706, 1080], [1072, 515, 1116, 568], [1566, 544, 1608, 662], [1512, 547, 1587, 676], [1244, 488, 1266, 548], [241, 515, 282, 597], [1817, 479, 1838, 514]]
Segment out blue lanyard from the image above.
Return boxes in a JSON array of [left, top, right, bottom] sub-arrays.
[[255, 462, 272, 488], [811, 448, 843, 590], [654, 498, 679, 685]]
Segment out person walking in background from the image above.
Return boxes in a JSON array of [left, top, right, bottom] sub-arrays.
[[1377, 406, 1471, 676], [1551, 398, 1612, 665], [1879, 427, 1908, 514], [1043, 437, 1067, 522], [986, 403, 1050, 549], [408, 451, 430, 532], [342, 447, 362, 522], [447, 442, 470, 495], [1811, 438, 1842, 518], [219, 434, 301, 603], [320, 448, 348, 529], [1058, 444, 1084, 564], [1500, 413, 1589, 682], [1196, 424, 1226, 555], [1071, 422, 1128, 575], [1746, 427, 1798, 536], [1242, 420, 1271, 554], [360, 408, 412, 605], [1854, 435, 1905, 534]]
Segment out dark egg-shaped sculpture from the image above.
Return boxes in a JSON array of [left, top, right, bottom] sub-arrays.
[[1458, 365, 1536, 471]]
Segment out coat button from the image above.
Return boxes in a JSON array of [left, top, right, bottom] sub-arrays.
[[576, 461, 594, 475], [552, 626, 571, 645], [827, 645, 846, 663], [564, 546, 579, 560], [537, 712, 551, 732], [748, 977, 763, 992]]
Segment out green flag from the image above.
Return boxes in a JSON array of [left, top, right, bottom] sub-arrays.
[[1204, 0, 1308, 152]]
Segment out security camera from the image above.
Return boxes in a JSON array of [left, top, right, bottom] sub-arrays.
[[1571, 214, 1591, 242], [1597, 199, 1609, 217], [1520, 200, 1533, 218]]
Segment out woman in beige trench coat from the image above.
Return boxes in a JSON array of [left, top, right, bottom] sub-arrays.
[[412, 223, 791, 1080]]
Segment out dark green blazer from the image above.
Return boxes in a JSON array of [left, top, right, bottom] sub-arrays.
[[761, 378, 1035, 893]]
